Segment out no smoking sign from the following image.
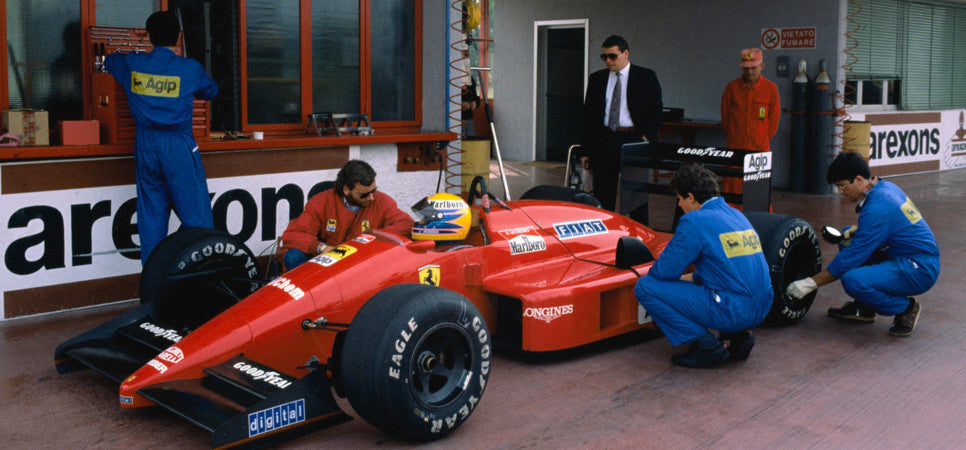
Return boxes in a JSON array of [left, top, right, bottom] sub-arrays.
[[761, 27, 815, 50]]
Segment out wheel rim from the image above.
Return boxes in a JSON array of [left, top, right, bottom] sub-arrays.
[[781, 240, 820, 307], [409, 324, 474, 408]]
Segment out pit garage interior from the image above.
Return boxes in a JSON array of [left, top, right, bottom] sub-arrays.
[[4, 0, 966, 447]]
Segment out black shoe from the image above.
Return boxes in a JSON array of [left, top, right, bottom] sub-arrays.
[[721, 331, 755, 360], [671, 341, 729, 368], [828, 301, 876, 323], [889, 298, 920, 337]]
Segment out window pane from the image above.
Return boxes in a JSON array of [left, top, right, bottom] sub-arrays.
[[95, 0, 158, 28], [246, 0, 301, 124], [311, 1, 359, 115], [370, 0, 415, 121], [6, 1, 82, 121], [862, 80, 884, 105]]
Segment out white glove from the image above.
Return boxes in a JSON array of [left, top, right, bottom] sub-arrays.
[[841, 226, 857, 247], [786, 277, 818, 299]]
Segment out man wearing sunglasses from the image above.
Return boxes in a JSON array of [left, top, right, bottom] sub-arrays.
[[580, 35, 663, 212], [279, 159, 414, 269], [786, 152, 940, 337]]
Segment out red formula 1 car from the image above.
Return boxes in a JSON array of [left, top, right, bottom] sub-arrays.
[[55, 178, 821, 447]]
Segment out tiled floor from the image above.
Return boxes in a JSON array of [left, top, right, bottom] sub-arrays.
[[3, 161, 965, 448]]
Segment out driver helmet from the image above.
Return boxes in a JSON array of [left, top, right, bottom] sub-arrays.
[[411, 193, 471, 241]]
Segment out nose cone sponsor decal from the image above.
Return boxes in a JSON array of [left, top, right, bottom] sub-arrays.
[[553, 219, 607, 240], [524, 304, 574, 323], [311, 244, 357, 267], [499, 226, 547, 255], [352, 233, 376, 244], [157, 346, 185, 364]]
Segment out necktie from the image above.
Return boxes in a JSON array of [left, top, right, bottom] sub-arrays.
[[608, 72, 621, 131]]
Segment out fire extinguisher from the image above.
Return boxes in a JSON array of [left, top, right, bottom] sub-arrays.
[[810, 59, 833, 195], [789, 60, 810, 192]]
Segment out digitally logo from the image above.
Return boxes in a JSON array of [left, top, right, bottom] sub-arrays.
[[119, 395, 134, 405], [718, 229, 762, 258], [554, 219, 608, 240], [248, 399, 305, 438], [523, 305, 574, 323], [326, 218, 337, 232], [311, 244, 357, 267], [157, 346, 185, 364], [499, 226, 547, 255], [268, 277, 306, 300], [353, 233, 376, 244], [419, 264, 441, 286]]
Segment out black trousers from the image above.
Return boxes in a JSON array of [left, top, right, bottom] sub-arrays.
[[590, 128, 641, 211]]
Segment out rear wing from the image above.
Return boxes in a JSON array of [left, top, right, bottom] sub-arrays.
[[619, 142, 772, 227]]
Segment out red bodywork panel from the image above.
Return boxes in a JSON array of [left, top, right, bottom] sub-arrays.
[[119, 199, 670, 407]]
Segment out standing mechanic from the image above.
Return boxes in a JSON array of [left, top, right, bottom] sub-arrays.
[[635, 163, 772, 368], [279, 160, 413, 270], [786, 152, 940, 336], [580, 34, 663, 212], [105, 10, 218, 265], [719, 47, 780, 199]]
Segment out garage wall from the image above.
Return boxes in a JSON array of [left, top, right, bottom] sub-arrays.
[[494, 0, 842, 188]]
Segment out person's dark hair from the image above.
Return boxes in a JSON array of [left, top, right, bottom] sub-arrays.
[[826, 152, 871, 184], [670, 163, 720, 204], [335, 160, 376, 196], [146, 11, 180, 47], [602, 35, 629, 52]]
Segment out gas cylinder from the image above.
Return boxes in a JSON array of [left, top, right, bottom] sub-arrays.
[[810, 60, 833, 195], [789, 60, 810, 192]]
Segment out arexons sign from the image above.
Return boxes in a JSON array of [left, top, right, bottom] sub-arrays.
[[0, 166, 336, 318]]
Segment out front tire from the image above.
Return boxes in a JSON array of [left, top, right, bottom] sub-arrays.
[[744, 212, 822, 325], [140, 227, 261, 328], [340, 284, 491, 441]]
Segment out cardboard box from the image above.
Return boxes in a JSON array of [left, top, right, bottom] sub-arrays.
[[56, 120, 100, 145], [2, 109, 49, 146]]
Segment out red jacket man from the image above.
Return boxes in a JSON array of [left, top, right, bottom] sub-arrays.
[[279, 160, 413, 269]]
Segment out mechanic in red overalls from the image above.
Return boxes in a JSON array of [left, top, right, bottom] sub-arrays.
[[105, 11, 219, 265], [279, 160, 414, 270], [635, 163, 772, 368], [719, 47, 780, 203]]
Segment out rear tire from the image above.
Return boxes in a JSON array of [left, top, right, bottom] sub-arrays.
[[140, 227, 261, 328], [744, 212, 822, 325], [340, 284, 491, 440]]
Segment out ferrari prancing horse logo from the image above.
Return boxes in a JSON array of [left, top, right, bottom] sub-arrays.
[[418, 264, 440, 286]]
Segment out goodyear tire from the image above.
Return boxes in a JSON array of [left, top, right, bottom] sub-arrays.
[[520, 185, 602, 208], [744, 212, 822, 325], [341, 283, 491, 441], [140, 227, 261, 328]]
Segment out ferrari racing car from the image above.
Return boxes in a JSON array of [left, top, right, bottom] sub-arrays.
[[55, 177, 821, 447]]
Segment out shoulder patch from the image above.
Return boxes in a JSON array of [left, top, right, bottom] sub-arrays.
[[718, 229, 762, 258], [900, 197, 922, 224]]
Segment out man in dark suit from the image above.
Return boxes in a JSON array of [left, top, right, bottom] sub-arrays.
[[580, 35, 663, 212]]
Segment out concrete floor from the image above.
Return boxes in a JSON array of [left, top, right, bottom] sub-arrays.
[[3, 161, 965, 448]]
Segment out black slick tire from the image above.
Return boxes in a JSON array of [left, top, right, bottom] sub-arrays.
[[340, 283, 491, 441], [744, 212, 822, 325], [140, 227, 261, 328]]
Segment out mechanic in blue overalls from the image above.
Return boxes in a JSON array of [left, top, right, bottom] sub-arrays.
[[786, 152, 939, 337], [105, 10, 218, 265], [635, 163, 772, 368]]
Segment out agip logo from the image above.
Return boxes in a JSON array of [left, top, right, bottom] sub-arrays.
[[718, 229, 762, 258], [131, 71, 181, 98]]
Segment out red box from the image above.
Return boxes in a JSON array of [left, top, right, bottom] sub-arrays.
[[57, 120, 100, 145]]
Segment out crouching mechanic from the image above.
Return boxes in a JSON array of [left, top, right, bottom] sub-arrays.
[[635, 163, 772, 368], [786, 152, 940, 336], [279, 160, 413, 269]]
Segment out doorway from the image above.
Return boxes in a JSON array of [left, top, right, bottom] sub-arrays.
[[533, 20, 587, 162]]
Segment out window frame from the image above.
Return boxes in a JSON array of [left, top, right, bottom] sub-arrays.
[[238, 0, 421, 134]]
